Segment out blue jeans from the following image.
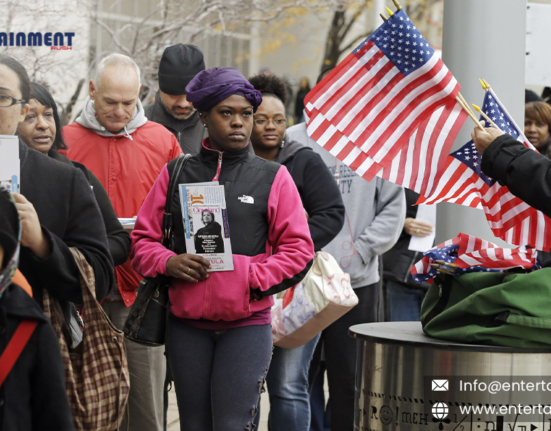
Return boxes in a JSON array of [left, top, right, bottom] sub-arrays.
[[385, 280, 426, 321], [266, 334, 321, 431], [167, 315, 273, 431]]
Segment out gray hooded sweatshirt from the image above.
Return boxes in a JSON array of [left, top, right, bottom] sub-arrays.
[[76, 97, 148, 139], [286, 123, 406, 288]]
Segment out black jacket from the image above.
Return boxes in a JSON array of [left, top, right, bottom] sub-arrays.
[[19, 141, 114, 306], [0, 284, 74, 431], [276, 138, 345, 251], [481, 134, 551, 218], [382, 189, 430, 289], [144, 92, 207, 154], [48, 149, 130, 266]]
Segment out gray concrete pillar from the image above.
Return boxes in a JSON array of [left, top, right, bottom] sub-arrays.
[[436, 0, 527, 246]]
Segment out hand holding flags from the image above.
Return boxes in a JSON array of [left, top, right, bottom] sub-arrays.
[[417, 85, 551, 251], [305, 0, 551, 252]]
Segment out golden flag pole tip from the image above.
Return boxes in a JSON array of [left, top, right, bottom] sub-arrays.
[[385, 6, 394, 16], [479, 78, 487, 90], [472, 104, 499, 129], [380, 13, 388, 21], [392, 0, 403, 11]]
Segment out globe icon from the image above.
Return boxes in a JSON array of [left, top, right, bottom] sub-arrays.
[[432, 402, 449, 420]]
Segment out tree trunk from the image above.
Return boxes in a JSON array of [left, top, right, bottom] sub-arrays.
[[321, 11, 347, 71], [62, 79, 85, 126]]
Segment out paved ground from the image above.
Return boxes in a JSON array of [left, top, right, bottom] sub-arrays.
[[166, 386, 270, 430], [167, 376, 329, 430]]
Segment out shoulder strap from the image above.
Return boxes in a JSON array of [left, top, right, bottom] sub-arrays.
[[0, 320, 39, 387], [162, 153, 192, 250]]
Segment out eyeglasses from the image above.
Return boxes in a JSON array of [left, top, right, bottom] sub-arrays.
[[0, 94, 26, 107], [254, 118, 287, 126]]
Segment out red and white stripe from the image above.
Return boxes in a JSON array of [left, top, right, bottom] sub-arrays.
[[305, 40, 463, 171], [455, 233, 539, 269], [307, 100, 467, 195], [410, 233, 540, 282]]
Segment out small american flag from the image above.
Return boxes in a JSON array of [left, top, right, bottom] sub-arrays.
[[304, 8, 467, 188], [410, 233, 541, 284], [418, 88, 551, 251]]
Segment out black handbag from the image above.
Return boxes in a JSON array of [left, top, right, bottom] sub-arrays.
[[123, 154, 192, 346]]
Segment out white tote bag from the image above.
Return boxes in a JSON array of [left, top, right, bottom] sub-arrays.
[[271, 251, 358, 349]]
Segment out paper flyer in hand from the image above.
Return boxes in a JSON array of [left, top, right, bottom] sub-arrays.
[[0, 135, 20, 192], [179, 183, 233, 271]]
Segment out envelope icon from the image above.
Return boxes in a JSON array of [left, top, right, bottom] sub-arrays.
[[432, 379, 449, 391]]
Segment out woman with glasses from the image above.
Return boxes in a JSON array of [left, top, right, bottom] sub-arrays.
[[0, 53, 113, 309], [16, 82, 130, 268], [248, 73, 345, 431]]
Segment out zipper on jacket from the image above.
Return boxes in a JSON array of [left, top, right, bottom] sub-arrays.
[[177, 131, 181, 144], [213, 152, 223, 182], [204, 275, 212, 320]]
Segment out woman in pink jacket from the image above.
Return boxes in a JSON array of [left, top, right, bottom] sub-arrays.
[[130, 67, 314, 430]]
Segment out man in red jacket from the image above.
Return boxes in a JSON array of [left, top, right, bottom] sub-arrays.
[[63, 53, 182, 431]]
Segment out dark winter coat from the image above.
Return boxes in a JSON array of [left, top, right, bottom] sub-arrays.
[[382, 189, 430, 289], [144, 92, 207, 154], [481, 133, 551, 265], [131, 140, 315, 323], [276, 138, 345, 251], [48, 149, 130, 266], [481, 134, 551, 217], [0, 283, 74, 431], [19, 141, 114, 307]]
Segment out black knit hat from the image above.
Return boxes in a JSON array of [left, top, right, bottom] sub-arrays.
[[158, 44, 205, 95], [0, 187, 19, 268], [525, 89, 543, 104]]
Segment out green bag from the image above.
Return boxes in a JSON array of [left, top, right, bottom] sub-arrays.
[[420, 268, 551, 348]]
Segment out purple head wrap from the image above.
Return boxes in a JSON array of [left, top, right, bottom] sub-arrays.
[[185, 67, 263, 113]]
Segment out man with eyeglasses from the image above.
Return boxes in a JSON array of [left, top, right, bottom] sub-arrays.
[[0, 92, 27, 135]]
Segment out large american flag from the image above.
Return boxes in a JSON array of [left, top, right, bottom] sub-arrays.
[[410, 233, 541, 284], [417, 88, 551, 251], [304, 8, 467, 193]]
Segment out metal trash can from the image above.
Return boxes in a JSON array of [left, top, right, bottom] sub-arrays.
[[350, 322, 551, 431]]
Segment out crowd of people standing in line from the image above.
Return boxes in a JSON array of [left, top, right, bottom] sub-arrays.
[[6, 40, 549, 431], [0, 42, 400, 431]]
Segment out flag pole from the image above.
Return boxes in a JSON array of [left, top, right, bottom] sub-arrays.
[[380, 13, 388, 21], [457, 92, 476, 117], [456, 94, 486, 131], [472, 104, 499, 129]]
